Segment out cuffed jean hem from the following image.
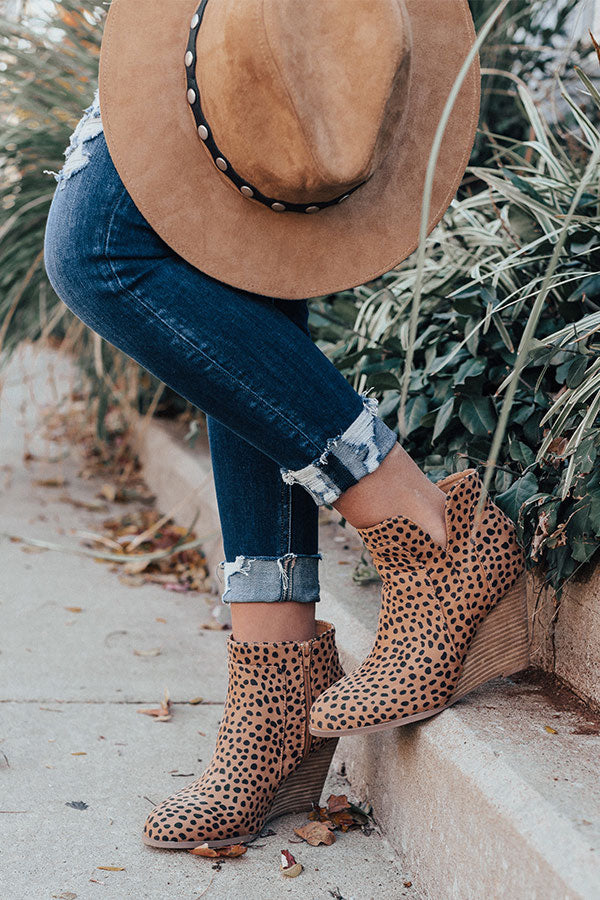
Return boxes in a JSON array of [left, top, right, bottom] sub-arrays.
[[279, 393, 397, 506], [220, 552, 321, 604]]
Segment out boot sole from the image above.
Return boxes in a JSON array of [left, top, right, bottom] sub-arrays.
[[310, 573, 530, 738], [142, 739, 338, 849]]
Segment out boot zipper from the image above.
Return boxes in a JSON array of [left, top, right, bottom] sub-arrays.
[[301, 642, 312, 758]]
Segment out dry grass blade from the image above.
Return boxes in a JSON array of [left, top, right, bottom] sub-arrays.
[[399, 0, 512, 436], [123, 496, 205, 552], [481, 134, 600, 501], [0, 531, 209, 564]]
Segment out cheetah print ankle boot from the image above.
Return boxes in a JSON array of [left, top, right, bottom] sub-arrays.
[[143, 620, 343, 848], [309, 469, 529, 736]]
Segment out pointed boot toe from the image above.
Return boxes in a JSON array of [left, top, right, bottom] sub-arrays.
[[143, 620, 343, 849], [310, 469, 529, 737], [143, 788, 220, 848]]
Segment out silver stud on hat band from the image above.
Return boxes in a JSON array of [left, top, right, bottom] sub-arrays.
[[184, 0, 366, 213]]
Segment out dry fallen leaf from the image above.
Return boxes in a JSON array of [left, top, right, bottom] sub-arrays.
[[188, 697, 204, 705], [188, 843, 247, 858], [133, 647, 162, 658], [293, 821, 336, 846], [97, 866, 125, 872], [51, 892, 77, 900], [328, 809, 355, 831], [137, 688, 171, 722], [71, 752, 87, 756], [308, 794, 369, 832], [545, 725, 558, 734], [327, 794, 349, 814], [122, 558, 151, 575], [308, 805, 330, 823], [280, 849, 303, 878], [199, 621, 230, 631], [34, 476, 67, 487], [98, 483, 117, 502], [59, 493, 108, 511], [65, 606, 83, 613], [156, 617, 167, 624]]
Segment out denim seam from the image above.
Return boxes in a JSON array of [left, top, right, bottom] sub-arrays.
[[101, 196, 326, 461], [286, 482, 293, 557]]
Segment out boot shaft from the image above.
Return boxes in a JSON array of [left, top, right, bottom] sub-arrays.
[[358, 469, 524, 652], [221, 620, 343, 777]]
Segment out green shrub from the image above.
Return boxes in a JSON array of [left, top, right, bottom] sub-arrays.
[[309, 67, 600, 594]]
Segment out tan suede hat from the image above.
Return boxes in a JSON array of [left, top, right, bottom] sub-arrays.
[[98, 0, 480, 299]]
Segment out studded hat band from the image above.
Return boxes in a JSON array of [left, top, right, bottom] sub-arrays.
[[184, 0, 366, 214]]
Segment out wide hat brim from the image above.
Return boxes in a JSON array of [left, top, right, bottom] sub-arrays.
[[99, 0, 480, 300]]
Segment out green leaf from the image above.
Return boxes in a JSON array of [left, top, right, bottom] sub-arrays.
[[458, 396, 496, 436], [568, 274, 600, 303], [496, 473, 539, 523], [454, 357, 487, 385], [501, 168, 546, 203], [495, 470, 513, 493], [403, 395, 428, 436], [366, 372, 401, 392], [565, 355, 588, 389], [570, 535, 598, 564], [509, 438, 535, 467], [523, 410, 544, 446], [508, 206, 542, 243], [432, 397, 455, 442]]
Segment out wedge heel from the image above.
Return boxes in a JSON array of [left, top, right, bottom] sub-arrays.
[[451, 573, 530, 703], [267, 739, 339, 822]]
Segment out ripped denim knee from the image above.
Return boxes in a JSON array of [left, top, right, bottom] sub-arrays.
[[43, 87, 103, 189], [280, 392, 397, 506], [220, 552, 321, 604]]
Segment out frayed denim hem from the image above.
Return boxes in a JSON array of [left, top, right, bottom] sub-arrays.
[[279, 392, 397, 506], [43, 87, 103, 189], [219, 552, 321, 604]]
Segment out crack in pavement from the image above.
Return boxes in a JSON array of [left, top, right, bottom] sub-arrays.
[[0, 698, 225, 705]]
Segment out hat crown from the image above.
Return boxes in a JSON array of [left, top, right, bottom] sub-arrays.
[[195, 0, 412, 204]]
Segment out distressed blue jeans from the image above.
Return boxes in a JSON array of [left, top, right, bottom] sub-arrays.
[[43, 95, 397, 605]]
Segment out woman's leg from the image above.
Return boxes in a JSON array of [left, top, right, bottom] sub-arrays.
[[207, 416, 318, 641], [44, 132, 443, 549], [205, 296, 320, 642]]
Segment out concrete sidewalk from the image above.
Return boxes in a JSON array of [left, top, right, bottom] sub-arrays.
[[0, 347, 419, 900]]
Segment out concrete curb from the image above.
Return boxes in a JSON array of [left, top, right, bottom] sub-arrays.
[[138, 417, 600, 899], [133, 418, 224, 593]]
